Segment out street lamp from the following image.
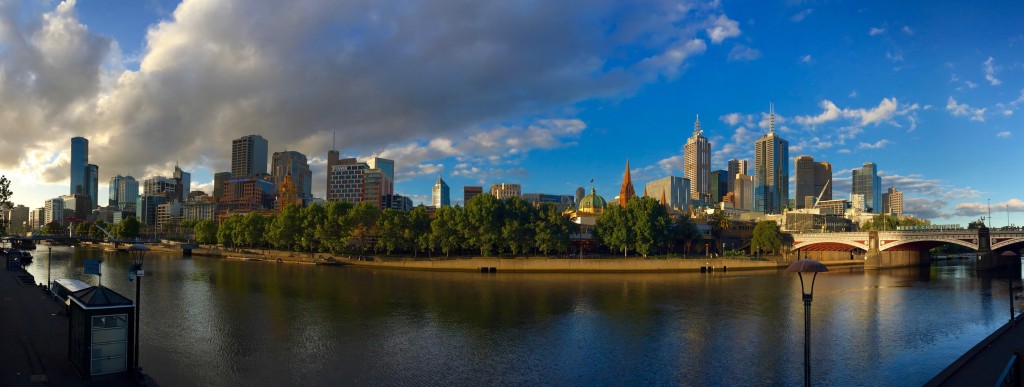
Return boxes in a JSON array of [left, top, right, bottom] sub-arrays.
[[47, 246, 52, 292], [787, 259, 830, 387], [128, 244, 149, 379]]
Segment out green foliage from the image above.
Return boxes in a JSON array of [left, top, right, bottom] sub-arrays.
[[298, 204, 326, 252], [751, 220, 783, 255], [319, 201, 353, 253], [596, 203, 632, 257], [502, 197, 536, 256], [0, 175, 11, 235], [464, 194, 503, 256], [90, 221, 109, 240], [629, 196, 670, 257], [968, 217, 986, 229], [533, 203, 571, 256], [407, 206, 432, 257], [345, 202, 380, 254], [217, 216, 238, 246], [117, 216, 141, 239], [376, 208, 407, 255], [708, 211, 732, 236], [44, 222, 65, 235], [267, 204, 301, 250], [194, 220, 218, 244], [431, 206, 463, 257], [862, 214, 932, 231]]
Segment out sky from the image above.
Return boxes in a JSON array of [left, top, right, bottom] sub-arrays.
[[0, 0, 1022, 226]]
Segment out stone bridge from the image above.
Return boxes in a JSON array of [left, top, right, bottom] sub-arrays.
[[791, 228, 1024, 270]]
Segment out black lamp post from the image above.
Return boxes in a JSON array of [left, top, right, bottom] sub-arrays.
[[787, 259, 829, 387], [47, 246, 52, 292], [128, 244, 149, 378]]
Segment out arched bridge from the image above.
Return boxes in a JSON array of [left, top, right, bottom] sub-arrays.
[[792, 228, 1024, 270]]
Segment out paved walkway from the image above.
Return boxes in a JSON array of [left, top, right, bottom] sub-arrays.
[[928, 314, 1024, 386], [0, 264, 147, 386]]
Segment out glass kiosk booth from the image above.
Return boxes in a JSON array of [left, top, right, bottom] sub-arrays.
[[67, 286, 136, 380]]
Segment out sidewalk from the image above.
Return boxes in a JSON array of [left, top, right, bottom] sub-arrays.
[[0, 266, 142, 386], [927, 314, 1024, 386]]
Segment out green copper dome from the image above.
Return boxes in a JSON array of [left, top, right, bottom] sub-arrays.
[[577, 186, 606, 214]]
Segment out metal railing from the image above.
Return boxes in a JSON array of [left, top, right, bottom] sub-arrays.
[[995, 353, 1019, 387]]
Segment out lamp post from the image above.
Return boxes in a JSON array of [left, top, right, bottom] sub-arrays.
[[47, 246, 52, 292], [128, 244, 150, 379], [787, 259, 829, 387]]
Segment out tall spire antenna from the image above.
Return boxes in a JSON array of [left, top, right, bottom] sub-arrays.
[[694, 114, 701, 135], [332, 131, 336, 151], [769, 103, 776, 133]]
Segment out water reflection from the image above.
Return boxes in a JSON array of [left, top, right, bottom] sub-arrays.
[[22, 247, 1017, 386]]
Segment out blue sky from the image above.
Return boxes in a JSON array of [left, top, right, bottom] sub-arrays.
[[1, 0, 1021, 226]]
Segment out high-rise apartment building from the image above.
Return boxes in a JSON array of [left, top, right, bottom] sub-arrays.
[[109, 175, 125, 207], [219, 177, 276, 212], [754, 106, 789, 214], [144, 176, 176, 198], [362, 168, 393, 209], [70, 137, 88, 196], [794, 156, 832, 209], [882, 186, 904, 216], [5, 205, 28, 233], [271, 151, 313, 202], [44, 197, 65, 225], [173, 165, 191, 202], [710, 170, 728, 204], [231, 135, 269, 177], [490, 183, 522, 200], [684, 116, 711, 203], [643, 176, 690, 212], [432, 177, 450, 207], [464, 186, 483, 204], [87, 164, 98, 209], [367, 157, 395, 186], [852, 162, 882, 213], [326, 157, 367, 204], [727, 159, 748, 194], [382, 194, 414, 211], [733, 174, 755, 211]]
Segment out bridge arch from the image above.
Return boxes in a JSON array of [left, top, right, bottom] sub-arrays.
[[793, 240, 869, 251], [879, 238, 978, 252]]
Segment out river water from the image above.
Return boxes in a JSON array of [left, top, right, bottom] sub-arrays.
[[22, 246, 1020, 386]]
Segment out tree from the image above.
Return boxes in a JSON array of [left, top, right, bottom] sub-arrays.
[[861, 214, 900, 231], [237, 212, 268, 247], [672, 215, 702, 256], [345, 202, 380, 254], [298, 204, 326, 252], [267, 204, 302, 250], [502, 197, 536, 256], [751, 220, 783, 256], [968, 217, 986, 230], [217, 216, 238, 246], [708, 211, 732, 237], [0, 175, 12, 235], [534, 203, 571, 256], [44, 222, 65, 236], [431, 206, 464, 257], [407, 206, 432, 257], [118, 216, 141, 239], [376, 208, 407, 255], [596, 203, 632, 257], [463, 194, 503, 256], [319, 201, 353, 253], [629, 196, 670, 257], [194, 220, 218, 244]]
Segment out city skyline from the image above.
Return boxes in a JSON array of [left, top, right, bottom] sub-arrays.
[[0, 1, 1021, 225]]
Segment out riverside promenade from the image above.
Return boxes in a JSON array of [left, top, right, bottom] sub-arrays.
[[0, 266, 141, 386], [928, 314, 1024, 386]]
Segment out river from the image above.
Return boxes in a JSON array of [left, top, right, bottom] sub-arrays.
[[22, 246, 1019, 386]]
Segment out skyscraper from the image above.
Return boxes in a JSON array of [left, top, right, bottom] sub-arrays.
[[70, 137, 88, 195], [173, 164, 191, 202], [86, 164, 98, 209], [727, 159, 748, 194], [231, 135, 269, 177], [734, 173, 754, 211], [852, 162, 882, 213], [754, 105, 789, 214], [432, 176, 450, 207], [882, 186, 904, 216], [272, 151, 313, 202], [710, 170, 728, 204], [794, 156, 832, 209], [109, 175, 139, 210], [109, 175, 125, 207], [326, 157, 367, 203], [213, 172, 231, 200], [684, 116, 711, 202]]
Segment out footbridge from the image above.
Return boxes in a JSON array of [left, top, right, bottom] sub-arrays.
[[792, 227, 1024, 270]]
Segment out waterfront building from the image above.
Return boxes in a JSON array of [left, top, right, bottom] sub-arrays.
[[70, 137, 88, 196], [184, 196, 218, 222], [882, 186, 904, 216], [272, 151, 313, 202], [618, 160, 636, 207], [727, 159, 748, 194], [710, 170, 728, 204], [109, 175, 125, 207], [754, 105, 789, 214], [522, 193, 575, 211], [564, 185, 607, 249], [734, 173, 755, 211], [794, 156, 832, 209], [852, 162, 882, 213], [643, 176, 689, 212], [213, 172, 231, 200], [60, 194, 92, 220], [136, 195, 167, 226], [432, 177, 450, 207], [490, 183, 522, 200], [382, 194, 414, 211], [684, 116, 711, 202], [91, 205, 116, 224], [231, 135, 269, 177], [156, 201, 183, 230], [464, 186, 483, 203], [173, 165, 191, 202], [220, 177, 277, 212]]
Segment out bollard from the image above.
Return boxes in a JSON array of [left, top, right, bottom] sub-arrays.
[[480, 267, 488, 273], [723, 266, 728, 272], [489, 267, 497, 273], [700, 266, 707, 273]]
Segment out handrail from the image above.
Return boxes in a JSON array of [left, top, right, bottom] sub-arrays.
[[995, 353, 1018, 387]]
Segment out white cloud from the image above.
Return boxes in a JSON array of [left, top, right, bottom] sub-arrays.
[[858, 139, 891, 149], [902, 26, 914, 35], [1003, 110, 1013, 116], [801, 54, 812, 63], [795, 98, 907, 127], [796, 100, 842, 125], [953, 199, 1024, 216], [965, 80, 978, 89], [869, 27, 885, 36], [946, 96, 986, 121], [997, 131, 1012, 138], [791, 9, 813, 22], [728, 44, 761, 61], [849, 90, 857, 98], [984, 57, 1001, 86], [706, 15, 741, 44]]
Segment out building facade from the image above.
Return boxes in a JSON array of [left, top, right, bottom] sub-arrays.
[[327, 158, 367, 204], [852, 162, 882, 213], [70, 137, 88, 196], [490, 183, 522, 200], [794, 156, 832, 209], [464, 186, 483, 204], [754, 106, 789, 214], [643, 176, 690, 212], [231, 135, 269, 177], [432, 177, 450, 207], [382, 194, 414, 211], [684, 116, 711, 203], [271, 151, 313, 202], [173, 165, 191, 202], [219, 177, 276, 212], [213, 172, 231, 200], [882, 186, 904, 216], [522, 193, 575, 211], [727, 159, 748, 194], [733, 174, 755, 211], [709, 170, 728, 205], [61, 194, 92, 220]]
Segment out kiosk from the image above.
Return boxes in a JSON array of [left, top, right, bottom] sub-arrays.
[[67, 286, 136, 380]]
